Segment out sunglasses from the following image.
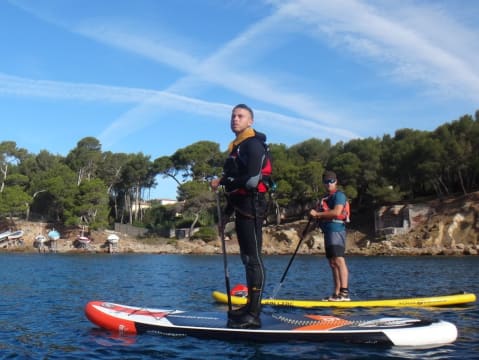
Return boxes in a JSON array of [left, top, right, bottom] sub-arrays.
[[323, 179, 336, 184]]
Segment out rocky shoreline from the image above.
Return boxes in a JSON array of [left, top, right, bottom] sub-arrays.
[[2, 192, 478, 256], [2, 219, 477, 256]]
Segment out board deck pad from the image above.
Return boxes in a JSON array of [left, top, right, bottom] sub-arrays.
[[85, 301, 458, 347], [212, 290, 477, 308]]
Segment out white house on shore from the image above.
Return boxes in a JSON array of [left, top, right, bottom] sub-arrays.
[[158, 198, 178, 206], [131, 198, 179, 213]]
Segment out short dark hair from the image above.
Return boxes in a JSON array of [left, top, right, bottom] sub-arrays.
[[233, 104, 254, 119]]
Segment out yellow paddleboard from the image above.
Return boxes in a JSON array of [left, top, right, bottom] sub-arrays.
[[212, 290, 476, 308]]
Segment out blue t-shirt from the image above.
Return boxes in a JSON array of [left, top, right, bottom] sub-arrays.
[[320, 191, 347, 233]]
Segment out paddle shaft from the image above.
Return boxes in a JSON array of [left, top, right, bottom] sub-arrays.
[[216, 191, 232, 311], [270, 218, 313, 299]]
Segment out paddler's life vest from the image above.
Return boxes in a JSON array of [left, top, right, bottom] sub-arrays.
[[258, 142, 273, 193], [224, 133, 273, 194], [317, 191, 350, 223]]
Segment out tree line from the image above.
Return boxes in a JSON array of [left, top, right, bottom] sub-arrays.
[[1, 110, 478, 234]]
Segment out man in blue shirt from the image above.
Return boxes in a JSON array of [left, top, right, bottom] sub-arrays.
[[310, 171, 350, 301]]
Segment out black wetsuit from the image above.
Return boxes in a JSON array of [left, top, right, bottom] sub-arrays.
[[220, 131, 268, 305]]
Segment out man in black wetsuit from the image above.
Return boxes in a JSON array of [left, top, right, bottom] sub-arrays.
[[210, 104, 270, 329]]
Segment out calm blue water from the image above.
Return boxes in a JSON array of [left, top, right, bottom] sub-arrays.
[[0, 253, 477, 359]]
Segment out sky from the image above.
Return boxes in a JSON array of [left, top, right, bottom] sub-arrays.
[[1, 0, 478, 199]]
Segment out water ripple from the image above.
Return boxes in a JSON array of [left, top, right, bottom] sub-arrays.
[[0, 254, 477, 359]]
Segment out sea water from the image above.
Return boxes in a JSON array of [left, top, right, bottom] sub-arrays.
[[0, 254, 477, 359]]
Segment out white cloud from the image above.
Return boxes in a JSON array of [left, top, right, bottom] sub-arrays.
[[75, 24, 200, 73], [7, 1, 361, 142], [0, 72, 154, 102], [0, 71, 358, 148], [5, 0, 478, 149], [279, 0, 479, 101]]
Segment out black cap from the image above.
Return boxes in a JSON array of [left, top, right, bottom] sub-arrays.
[[323, 171, 337, 181]]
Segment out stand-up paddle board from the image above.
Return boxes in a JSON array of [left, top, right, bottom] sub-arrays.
[[212, 290, 476, 308], [85, 301, 457, 347]]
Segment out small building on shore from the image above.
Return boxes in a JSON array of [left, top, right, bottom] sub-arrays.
[[375, 204, 433, 237]]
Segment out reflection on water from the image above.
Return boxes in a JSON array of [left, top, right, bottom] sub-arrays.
[[0, 254, 477, 359]]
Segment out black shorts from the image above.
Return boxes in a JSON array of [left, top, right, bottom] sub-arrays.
[[325, 245, 345, 258], [324, 231, 346, 258]]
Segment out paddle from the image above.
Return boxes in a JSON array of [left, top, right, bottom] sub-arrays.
[[270, 217, 313, 299], [216, 190, 232, 311]]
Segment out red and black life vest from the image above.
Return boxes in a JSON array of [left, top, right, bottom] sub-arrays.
[[317, 191, 350, 223], [257, 144, 272, 193], [225, 134, 273, 194]]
